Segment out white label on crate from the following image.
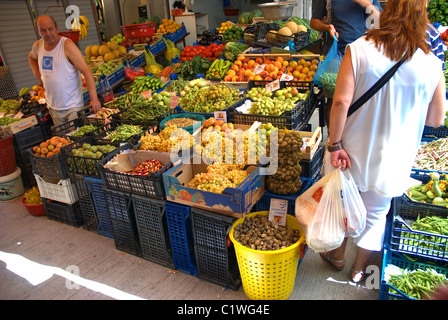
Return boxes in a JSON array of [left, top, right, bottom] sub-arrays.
[[254, 64, 265, 74], [269, 198, 288, 226], [214, 111, 227, 122], [265, 79, 280, 93], [280, 73, 294, 81]]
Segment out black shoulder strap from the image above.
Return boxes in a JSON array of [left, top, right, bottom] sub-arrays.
[[346, 58, 406, 117]]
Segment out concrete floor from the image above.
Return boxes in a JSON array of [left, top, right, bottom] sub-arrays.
[[0, 196, 382, 301]]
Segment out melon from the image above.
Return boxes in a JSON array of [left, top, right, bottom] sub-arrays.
[[118, 46, 127, 55], [91, 45, 100, 57], [108, 41, 118, 51], [278, 27, 293, 36], [112, 49, 121, 58], [285, 21, 298, 34], [85, 45, 92, 57], [99, 44, 110, 57], [251, 9, 263, 18], [104, 52, 115, 62], [297, 25, 308, 33]]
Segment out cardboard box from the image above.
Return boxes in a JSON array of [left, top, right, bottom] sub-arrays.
[[299, 126, 322, 160], [9, 115, 38, 134], [163, 158, 265, 218]]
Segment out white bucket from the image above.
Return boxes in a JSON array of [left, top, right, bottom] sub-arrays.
[[0, 167, 25, 201]]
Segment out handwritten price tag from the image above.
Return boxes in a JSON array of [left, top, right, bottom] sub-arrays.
[[265, 79, 280, 92], [170, 95, 179, 109], [141, 89, 152, 99], [254, 64, 265, 75], [280, 73, 294, 81]]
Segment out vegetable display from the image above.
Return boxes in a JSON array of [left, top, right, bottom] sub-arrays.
[[23, 187, 43, 205], [387, 268, 447, 300], [180, 43, 224, 62], [406, 172, 448, 206], [139, 125, 193, 153], [223, 42, 249, 61], [414, 138, 448, 172], [106, 124, 143, 142], [130, 75, 165, 94], [130, 159, 164, 176], [205, 58, 233, 80], [428, 0, 448, 25], [174, 55, 213, 79]]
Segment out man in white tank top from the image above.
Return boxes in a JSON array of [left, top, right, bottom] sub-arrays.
[[28, 15, 100, 127]]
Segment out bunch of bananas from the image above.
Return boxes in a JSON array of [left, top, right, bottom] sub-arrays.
[[72, 15, 89, 40]]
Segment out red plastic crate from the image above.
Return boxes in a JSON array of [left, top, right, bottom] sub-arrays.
[[121, 23, 156, 39]]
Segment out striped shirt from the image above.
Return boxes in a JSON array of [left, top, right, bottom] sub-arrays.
[[427, 23, 445, 69]]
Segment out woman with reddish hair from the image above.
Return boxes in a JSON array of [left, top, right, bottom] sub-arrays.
[[321, 0, 446, 282]]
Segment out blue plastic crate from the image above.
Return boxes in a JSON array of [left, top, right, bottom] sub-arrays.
[[165, 23, 187, 43], [165, 201, 198, 277], [149, 39, 166, 55], [255, 176, 314, 216], [379, 246, 448, 300], [130, 52, 145, 68], [84, 176, 113, 238], [422, 125, 448, 140]]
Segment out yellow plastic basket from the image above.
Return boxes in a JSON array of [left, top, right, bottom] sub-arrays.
[[229, 211, 306, 300]]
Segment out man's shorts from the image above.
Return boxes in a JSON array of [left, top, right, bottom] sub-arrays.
[[48, 106, 84, 127]]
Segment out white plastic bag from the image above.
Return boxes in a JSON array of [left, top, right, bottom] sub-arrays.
[[295, 169, 345, 252], [295, 168, 367, 252], [338, 168, 366, 237]]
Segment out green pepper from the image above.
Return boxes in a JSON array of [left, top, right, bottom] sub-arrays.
[[436, 15, 445, 22], [441, 3, 448, 10], [429, 0, 439, 8]]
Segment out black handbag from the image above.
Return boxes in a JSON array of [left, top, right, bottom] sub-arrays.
[[346, 58, 406, 117]]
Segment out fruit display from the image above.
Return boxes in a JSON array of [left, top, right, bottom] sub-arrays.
[[85, 42, 127, 63], [23, 186, 42, 205], [71, 15, 89, 40], [90, 59, 123, 77], [186, 163, 248, 194], [233, 214, 302, 251], [0, 98, 20, 115], [67, 143, 117, 176], [222, 26, 244, 42], [130, 159, 164, 176], [237, 9, 263, 25], [139, 125, 194, 153], [32, 136, 71, 158], [130, 75, 165, 94], [224, 55, 319, 82], [17, 93, 46, 116], [217, 21, 234, 33], [266, 129, 303, 194], [244, 86, 309, 116], [156, 18, 182, 35], [0, 117, 20, 126], [179, 79, 240, 113], [180, 43, 224, 62]]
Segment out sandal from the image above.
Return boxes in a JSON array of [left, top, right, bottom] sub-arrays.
[[319, 251, 345, 271], [351, 268, 365, 283]]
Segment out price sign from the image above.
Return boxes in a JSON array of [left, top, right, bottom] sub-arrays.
[[269, 198, 288, 226], [141, 89, 152, 99], [265, 79, 280, 92], [254, 64, 265, 74], [170, 95, 179, 109], [214, 111, 227, 122], [280, 73, 294, 81], [13, 111, 23, 119]]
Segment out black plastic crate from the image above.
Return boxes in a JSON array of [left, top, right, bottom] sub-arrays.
[[282, 81, 319, 125], [90, 121, 145, 147], [13, 125, 45, 152], [228, 98, 306, 131], [300, 145, 324, 180], [84, 176, 113, 238], [165, 201, 198, 277], [253, 23, 310, 50], [389, 195, 448, 262], [72, 174, 98, 232], [61, 135, 118, 178], [42, 198, 83, 227], [132, 195, 175, 268], [97, 142, 172, 199], [28, 147, 70, 180], [191, 207, 241, 290], [103, 188, 141, 257], [51, 118, 83, 137]]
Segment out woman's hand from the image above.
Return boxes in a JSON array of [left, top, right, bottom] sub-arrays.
[[330, 149, 351, 170]]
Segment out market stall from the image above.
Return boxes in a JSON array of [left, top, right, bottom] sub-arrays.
[[2, 8, 447, 301]]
